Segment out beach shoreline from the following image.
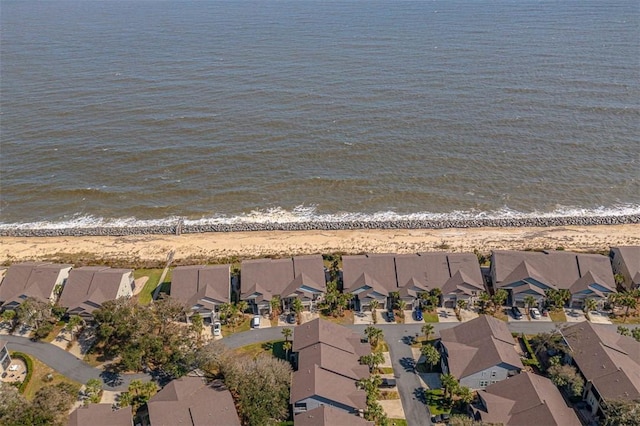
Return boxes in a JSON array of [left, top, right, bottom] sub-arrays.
[[1, 224, 639, 266]]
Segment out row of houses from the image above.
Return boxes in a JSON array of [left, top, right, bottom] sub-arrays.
[[437, 314, 639, 424], [67, 376, 241, 426], [0, 246, 638, 322]]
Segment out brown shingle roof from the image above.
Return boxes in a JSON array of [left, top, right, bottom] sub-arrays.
[[67, 404, 132, 426], [440, 315, 523, 380], [342, 254, 397, 294], [58, 267, 132, 316], [292, 318, 369, 357], [0, 262, 72, 307], [492, 250, 616, 295], [241, 256, 325, 301], [474, 372, 581, 426], [294, 405, 374, 426], [290, 364, 367, 411], [611, 246, 640, 286], [170, 265, 231, 309], [562, 322, 640, 402], [146, 377, 240, 426], [297, 343, 370, 380]]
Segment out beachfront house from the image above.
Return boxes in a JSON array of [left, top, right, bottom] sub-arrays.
[[343, 252, 484, 311], [58, 267, 134, 319], [609, 246, 640, 290], [0, 262, 72, 310], [438, 315, 523, 390], [240, 256, 326, 315], [170, 265, 231, 323], [560, 322, 640, 419], [471, 372, 581, 426], [491, 250, 616, 309]]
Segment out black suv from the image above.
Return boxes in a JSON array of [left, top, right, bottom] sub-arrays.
[[511, 306, 523, 319], [387, 309, 396, 322]]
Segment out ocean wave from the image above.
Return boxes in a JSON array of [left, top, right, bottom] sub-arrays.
[[1, 204, 639, 231]]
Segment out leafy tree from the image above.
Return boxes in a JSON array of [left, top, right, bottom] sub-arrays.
[[16, 297, 53, 329], [531, 332, 564, 359], [281, 327, 292, 342], [421, 344, 440, 372], [618, 325, 631, 336], [633, 327, 640, 342], [456, 299, 468, 312], [1, 309, 16, 323], [236, 300, 248, 315], [547, 364, 584, 398], [364, 326, 384, 350], [190, 312, 204, 344], [222, 355, 292, 425], [476, 292, 491, 314], [601, 399, 640, 426], [614, 273, 626, 290], [66, 315, 84, 341], [118, 380, 157, 412], [422, 323, 434, 341]]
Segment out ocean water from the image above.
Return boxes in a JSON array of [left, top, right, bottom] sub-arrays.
[[1, 0, 639, 229]]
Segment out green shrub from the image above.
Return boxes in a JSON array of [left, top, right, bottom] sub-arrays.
[[521, 334, 541, 369], [11, 352, 34, 394], [33, 323, 54, 340]]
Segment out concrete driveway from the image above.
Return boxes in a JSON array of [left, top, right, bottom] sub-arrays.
[[564, 308, 587, 323]]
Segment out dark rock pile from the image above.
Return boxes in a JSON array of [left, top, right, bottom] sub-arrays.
[[1, 214, 638, 237]]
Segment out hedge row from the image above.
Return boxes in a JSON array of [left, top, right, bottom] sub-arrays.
[[10, 351, 34, 394], [520, 334, 541, 369]]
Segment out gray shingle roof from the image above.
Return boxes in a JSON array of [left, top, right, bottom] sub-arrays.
[[59, 267, 132, 316]]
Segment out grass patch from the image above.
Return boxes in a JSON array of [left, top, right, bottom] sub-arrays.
[[235, 340, 289, 360], [549, 309, 567, 322], [425, 389, 451, 416], [134, 268, 170, 305], [375, 339, 390, 352], [379, 367, 394, 374], [423, 311, 440, 323], [221, 315, 251, 336], [493, 310, 508, 322], [610, 314, 640, 324], [380, 390, 400, 400], [20, 354, 81, 401], [42, 322, 66, 343], [389, 419, 408, 426], [319, 310, 354, 325]]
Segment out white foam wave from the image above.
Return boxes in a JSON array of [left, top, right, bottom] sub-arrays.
[[1, 204, 639, 230]]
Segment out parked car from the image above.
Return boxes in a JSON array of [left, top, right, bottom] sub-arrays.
[[541, 308, 549, 317], [286, 313, 296, 324], [213, 322, 221, 336], [529, 307, 540, 319], [387, 309, 396, 322], [431, 414, 443, 423], [379, 378, 396, 388], [511, 306, 523, 319], [414, 306, 423, 321], [251, 315, 261, 328]]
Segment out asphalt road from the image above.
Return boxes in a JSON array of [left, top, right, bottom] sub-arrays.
[[2, 335, 151, 391]]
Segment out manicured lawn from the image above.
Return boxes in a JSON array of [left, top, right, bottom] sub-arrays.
[[548, 309, 567, 322], [222, 315, 251, 336], [379, 367, 394, 374], [610, 312, 640, 324], [423, 310, 440, 323], [375, 339, 390, 352], [135, 268, 172, 305], [389, 419, 408, 426], [235, 339, 290, 360], [319, 310, 354, 325], [21, 354, 81, 401], [380, 390, 400, 400], [425, 389, 451, 416]]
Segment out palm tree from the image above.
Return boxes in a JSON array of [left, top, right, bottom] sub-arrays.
[[236, 300, 248, 315], [440, 373, 459, 400], [397, 299, 407, 318], [477, 291, 491, 314], [617, 325, 631, 336], [620, 294, 637, 322], [422, 323, 434, 341], [369, 300, 379, 324], [584, 298, 598, 320], [456, 385, 474, 407], [281, 327, 293, 342], [523, 295, 537, 312], [492, 289, 508, 311], [270, 296, 282, 319], [283, 341, 292, 359], [360, 351, 385, 373], [456, 299, 468, 312], [421, 344, 440, 372], [364, 326, 384, 350], [292, 298, 304, 324]]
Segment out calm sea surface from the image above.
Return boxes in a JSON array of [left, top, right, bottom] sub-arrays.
[[1, 0, 639, 228]]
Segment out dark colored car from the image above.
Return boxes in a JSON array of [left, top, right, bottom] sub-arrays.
[[286, 313, 296, 324], [387, 309, 396, 322], [414, 306, 423, 321], [431, 414, 443, 423], [379, 378, 396, 388], [511, 306, 523, 319]]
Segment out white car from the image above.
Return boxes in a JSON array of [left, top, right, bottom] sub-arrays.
[[213, 322, 221, 336], [529, 308, 540, 319], [251, 316, 261, 328]]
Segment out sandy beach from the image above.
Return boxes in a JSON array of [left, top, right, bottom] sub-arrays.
[[1, 224, 638, 266]]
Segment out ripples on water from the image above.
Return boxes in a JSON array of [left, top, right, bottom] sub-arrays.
[[1, 0, 639, 227]]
